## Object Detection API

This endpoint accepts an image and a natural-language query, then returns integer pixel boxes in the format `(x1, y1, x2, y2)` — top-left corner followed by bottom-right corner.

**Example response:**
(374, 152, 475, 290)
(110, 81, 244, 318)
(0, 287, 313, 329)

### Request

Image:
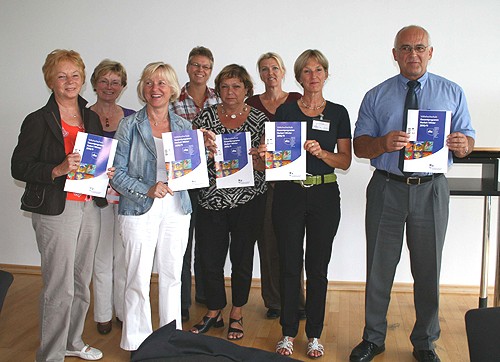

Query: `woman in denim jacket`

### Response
(110, 62, 214, 354)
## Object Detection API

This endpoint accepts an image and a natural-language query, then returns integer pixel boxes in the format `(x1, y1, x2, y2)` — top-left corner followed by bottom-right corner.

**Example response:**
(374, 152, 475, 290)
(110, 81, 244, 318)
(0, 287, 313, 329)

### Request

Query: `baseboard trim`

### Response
(1, 263, 492, 295)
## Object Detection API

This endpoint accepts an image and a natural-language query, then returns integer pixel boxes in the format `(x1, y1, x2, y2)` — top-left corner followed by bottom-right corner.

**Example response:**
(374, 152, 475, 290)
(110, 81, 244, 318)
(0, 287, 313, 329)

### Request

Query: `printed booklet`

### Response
(163, 129, 209, 191)
(214, 132, 254, 189)
(404, 110, 452, 173)
(64, 132, 117, 197)
(264, 121, 306, 181)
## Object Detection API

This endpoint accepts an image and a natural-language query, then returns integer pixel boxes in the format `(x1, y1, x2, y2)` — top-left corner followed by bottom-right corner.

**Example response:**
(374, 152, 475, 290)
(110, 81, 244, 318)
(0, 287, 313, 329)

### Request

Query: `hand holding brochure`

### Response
(214, 132, 254, 189)
(163, 129, 209, 191)
(264, 121, 306, 181)
(404, 110, 451, 173)
(64, 132, 117, 197)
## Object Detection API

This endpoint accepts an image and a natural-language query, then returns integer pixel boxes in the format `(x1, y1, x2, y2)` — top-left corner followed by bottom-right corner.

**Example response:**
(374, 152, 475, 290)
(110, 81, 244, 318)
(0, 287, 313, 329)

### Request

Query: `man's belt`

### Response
(376, 169, 443, 185)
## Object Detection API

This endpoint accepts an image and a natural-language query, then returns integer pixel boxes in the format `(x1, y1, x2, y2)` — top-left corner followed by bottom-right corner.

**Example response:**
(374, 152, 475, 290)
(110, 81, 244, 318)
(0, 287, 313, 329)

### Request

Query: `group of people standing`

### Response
(11, 24, 474, 362)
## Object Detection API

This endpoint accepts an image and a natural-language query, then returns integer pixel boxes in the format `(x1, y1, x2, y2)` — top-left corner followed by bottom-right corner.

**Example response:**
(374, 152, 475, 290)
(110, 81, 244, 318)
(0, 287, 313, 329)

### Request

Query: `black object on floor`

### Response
(465, 307, 500, 362)
(130, 320, 300, 362)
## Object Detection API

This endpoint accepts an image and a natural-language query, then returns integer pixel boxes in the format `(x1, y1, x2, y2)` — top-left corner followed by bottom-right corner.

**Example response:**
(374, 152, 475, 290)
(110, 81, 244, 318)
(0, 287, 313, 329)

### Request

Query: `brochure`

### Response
(64, 132, 117, 198)
(404, 110, 452, 173)
(214, 132, 254, 189)
(163, 129, 209, 191)
(264, 121, 307, 181)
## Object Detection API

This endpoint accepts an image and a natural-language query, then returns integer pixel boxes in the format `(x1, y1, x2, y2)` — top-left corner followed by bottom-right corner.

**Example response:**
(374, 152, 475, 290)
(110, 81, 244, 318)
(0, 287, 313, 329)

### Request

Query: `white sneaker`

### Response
(65, 344, 103, 360)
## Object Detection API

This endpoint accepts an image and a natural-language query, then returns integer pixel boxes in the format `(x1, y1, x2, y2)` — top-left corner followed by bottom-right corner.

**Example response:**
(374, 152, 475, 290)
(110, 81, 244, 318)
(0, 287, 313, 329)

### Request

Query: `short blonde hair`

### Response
(294, 49, 329, 84)
(42, 49, 85, 88)
(214, 64, 254, 98)
(90, 59, 128, 90)
(257, 52, 286, 76)
(137, 62, 181, 103)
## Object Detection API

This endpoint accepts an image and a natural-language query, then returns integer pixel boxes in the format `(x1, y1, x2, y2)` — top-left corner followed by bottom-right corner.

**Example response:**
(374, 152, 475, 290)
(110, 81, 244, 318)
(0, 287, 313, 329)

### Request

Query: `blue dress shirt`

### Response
(354, 72, 475, 175)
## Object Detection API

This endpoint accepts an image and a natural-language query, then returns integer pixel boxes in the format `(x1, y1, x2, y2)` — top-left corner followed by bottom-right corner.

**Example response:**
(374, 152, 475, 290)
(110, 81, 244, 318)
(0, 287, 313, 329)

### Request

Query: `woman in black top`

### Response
(261, 49, 352, 359)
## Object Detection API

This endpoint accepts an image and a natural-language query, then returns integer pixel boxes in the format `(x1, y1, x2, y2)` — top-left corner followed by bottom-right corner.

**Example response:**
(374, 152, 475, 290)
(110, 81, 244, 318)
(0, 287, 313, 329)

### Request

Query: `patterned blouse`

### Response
(193, 104, 268, 210)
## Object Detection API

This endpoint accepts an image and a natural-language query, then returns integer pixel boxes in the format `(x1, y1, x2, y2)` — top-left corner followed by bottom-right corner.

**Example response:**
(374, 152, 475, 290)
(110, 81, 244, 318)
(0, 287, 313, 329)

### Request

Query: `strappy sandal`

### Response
(227, 317, 244, 340)
(276, 336, 294, 356)
(307, 338, 324, 359)
(191, 311, 224, 334)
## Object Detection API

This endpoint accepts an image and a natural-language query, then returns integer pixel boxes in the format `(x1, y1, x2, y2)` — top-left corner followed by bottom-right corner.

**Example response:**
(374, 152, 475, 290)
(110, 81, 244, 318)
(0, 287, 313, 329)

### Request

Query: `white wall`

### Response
(1, 0, 499, 286)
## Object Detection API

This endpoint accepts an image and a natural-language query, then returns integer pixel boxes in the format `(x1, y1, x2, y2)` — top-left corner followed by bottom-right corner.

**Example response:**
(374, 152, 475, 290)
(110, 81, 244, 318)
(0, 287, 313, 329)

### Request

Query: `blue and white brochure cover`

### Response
(214, 132, 254, 189)
(265, 121, 306, 181)
(64, 132, 117, 197)
(404, 110, 451, 173)
(163, 129, 209, 191)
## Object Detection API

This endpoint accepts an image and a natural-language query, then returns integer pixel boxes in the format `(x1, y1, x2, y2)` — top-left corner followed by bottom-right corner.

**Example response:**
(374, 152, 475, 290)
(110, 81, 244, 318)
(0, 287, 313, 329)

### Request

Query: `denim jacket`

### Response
(110, 106, 192, 216)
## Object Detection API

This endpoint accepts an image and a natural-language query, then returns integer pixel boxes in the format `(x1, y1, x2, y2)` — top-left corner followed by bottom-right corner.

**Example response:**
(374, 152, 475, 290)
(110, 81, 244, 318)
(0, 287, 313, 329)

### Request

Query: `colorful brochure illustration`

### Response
(214, 132, 254, 189)
(264, 121, 306, 181)
(404, 110, 452, 173)
(64, 132, 117, 197)
(163, 129, 209, 191)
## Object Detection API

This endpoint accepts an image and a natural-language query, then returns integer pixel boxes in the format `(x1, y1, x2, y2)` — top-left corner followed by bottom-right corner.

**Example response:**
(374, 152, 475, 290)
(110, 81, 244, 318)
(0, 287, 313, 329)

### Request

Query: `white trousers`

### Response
(93, 203, 126, 322)
(119, 193, 190, 351)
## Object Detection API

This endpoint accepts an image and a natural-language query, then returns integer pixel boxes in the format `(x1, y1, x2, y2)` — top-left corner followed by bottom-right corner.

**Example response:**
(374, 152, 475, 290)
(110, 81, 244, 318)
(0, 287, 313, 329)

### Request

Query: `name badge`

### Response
(312, 118, 330, 131)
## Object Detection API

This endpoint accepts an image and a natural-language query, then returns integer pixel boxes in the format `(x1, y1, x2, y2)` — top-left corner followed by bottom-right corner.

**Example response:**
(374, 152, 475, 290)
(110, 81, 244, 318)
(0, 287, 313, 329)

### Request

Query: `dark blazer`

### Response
(11, 93, 107, 215)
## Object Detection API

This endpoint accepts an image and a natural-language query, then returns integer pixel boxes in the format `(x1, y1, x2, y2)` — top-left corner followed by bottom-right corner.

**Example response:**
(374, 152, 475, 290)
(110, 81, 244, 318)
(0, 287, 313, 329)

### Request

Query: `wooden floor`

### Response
(0, 273, 489, 362)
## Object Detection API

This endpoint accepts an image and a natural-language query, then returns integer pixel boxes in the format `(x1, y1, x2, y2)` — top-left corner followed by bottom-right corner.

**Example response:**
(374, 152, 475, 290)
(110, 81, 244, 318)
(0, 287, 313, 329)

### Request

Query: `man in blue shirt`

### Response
(349, 25, 475, 362)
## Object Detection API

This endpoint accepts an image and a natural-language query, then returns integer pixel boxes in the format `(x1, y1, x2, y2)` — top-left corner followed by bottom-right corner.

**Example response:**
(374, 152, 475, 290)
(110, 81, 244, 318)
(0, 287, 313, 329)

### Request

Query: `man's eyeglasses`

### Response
(189, 62, 212, 70)
(396, 45, 429, 54)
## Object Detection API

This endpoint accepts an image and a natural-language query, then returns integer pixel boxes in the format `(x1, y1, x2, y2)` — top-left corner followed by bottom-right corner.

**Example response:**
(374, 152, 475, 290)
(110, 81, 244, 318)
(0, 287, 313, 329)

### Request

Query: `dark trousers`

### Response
(273, 181, 341, 338)
(197, 193, 266, 310)
(362, 171, 449, 350)
(257, 186, 306, 310)
(180, 189, 205, 309)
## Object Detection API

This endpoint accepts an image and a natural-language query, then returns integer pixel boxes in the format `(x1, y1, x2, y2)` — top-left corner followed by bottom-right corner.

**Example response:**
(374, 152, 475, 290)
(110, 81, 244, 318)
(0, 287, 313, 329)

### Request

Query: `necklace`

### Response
(97, 105, 118, 127)
(60, 107, 78, 119)
(221, 104, 248, 119)
(300, 97, 325, 110)
(149, 113, 169, 126)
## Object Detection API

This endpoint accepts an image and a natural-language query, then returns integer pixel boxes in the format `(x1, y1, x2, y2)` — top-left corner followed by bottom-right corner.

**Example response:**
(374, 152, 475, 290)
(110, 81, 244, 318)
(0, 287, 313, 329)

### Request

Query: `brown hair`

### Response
(214, 64, 254, 98)
(188, 46, 214, 68)
(90, 59, 128, 90)
(294, 49, 329, 84)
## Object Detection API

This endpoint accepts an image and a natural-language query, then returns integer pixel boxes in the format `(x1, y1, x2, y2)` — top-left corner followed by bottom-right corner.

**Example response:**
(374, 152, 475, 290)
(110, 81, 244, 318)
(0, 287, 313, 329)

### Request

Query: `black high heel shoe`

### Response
(191, 310, 224, 334)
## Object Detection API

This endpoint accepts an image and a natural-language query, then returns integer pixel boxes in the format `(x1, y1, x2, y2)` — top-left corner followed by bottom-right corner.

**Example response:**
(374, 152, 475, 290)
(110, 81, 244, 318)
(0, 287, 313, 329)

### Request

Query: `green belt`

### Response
(292, 172, 337, 188)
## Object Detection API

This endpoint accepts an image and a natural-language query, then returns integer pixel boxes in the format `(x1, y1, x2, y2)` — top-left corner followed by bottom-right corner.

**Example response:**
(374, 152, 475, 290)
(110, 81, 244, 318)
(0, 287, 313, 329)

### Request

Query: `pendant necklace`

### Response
(150, 113, 169, 126)
(60, 108, 78, 119)
(221, 103, 248, 119)
(300, 97, 325, 110)
(101, 106, 118, 127)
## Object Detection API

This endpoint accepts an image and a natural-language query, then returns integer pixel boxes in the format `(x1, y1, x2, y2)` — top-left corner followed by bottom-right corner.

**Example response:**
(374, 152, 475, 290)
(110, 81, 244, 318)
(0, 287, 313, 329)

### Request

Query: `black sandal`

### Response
(227, 317, 244, 340)
(191, 311, 224, 334)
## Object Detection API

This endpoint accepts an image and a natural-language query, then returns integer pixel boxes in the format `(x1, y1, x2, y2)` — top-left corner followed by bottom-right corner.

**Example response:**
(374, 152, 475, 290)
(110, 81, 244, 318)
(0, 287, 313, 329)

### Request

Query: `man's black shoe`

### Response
(349, 340, 385, 361)
(266, 308, 280, 319)
(413, 349, 441, 362)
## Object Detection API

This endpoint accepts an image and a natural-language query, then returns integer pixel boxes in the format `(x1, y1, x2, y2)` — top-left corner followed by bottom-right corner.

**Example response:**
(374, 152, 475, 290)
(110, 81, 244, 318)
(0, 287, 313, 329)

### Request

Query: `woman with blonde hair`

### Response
(110, 62, 215, 354)
(246, 52, 305, 321)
